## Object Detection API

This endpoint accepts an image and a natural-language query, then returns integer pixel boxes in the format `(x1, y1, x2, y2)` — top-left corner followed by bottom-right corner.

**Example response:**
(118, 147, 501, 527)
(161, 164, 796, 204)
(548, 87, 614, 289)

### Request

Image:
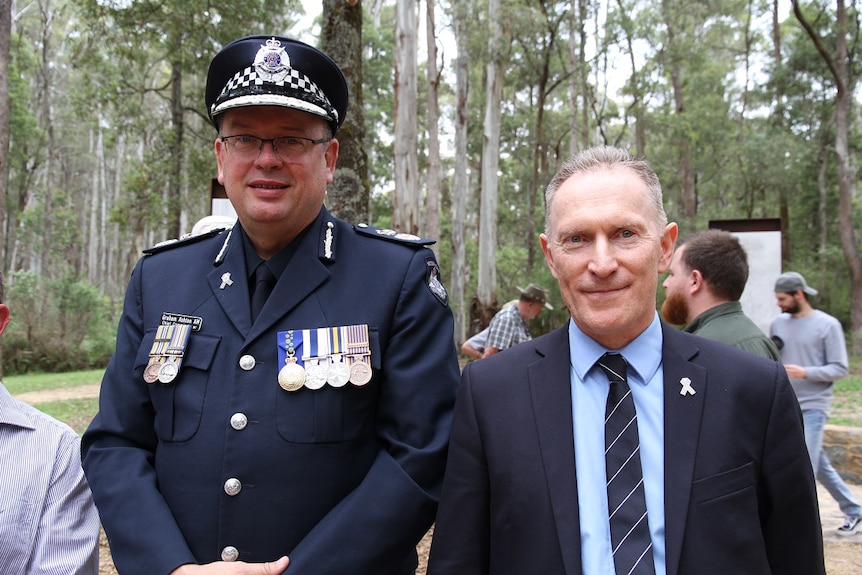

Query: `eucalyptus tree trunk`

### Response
(524, 8, 557, 274)
(792, 0, 862, 354)
(450, 0, 470, 343)
(615, 0, 645, 156)
(322, 0, 369, 224)
(167, 44, 184, 239)
(659, 0, 696, 228)
(771, 0, 792, 266)
(37, 0, 57, 278)
(568, 0, 590, 153)
(424, 0, 441, 256)
(393, 0, 420, 234)
(477, 0, 504, 322)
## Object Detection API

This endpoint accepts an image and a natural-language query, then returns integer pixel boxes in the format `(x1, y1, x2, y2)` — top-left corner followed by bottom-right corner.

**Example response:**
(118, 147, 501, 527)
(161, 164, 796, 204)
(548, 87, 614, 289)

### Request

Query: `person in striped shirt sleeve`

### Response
(0, 271, 100, 574)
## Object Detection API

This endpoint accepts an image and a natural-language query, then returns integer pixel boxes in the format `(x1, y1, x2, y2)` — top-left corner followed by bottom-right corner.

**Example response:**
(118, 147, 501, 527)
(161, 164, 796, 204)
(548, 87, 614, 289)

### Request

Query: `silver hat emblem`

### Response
(254, 37, 291, 82)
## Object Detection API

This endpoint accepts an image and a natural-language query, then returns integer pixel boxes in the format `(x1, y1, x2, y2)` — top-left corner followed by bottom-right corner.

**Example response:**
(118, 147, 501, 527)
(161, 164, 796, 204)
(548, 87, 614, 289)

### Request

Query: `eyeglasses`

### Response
(220, 134, 331, 159)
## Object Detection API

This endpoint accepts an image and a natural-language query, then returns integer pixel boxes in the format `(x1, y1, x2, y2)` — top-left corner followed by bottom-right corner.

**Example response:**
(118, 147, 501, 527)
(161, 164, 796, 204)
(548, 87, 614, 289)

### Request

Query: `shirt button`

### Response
(239, 355, 256, 370)
(230, 413, 248, 431)
(224, 478, 242, 496)
(221, 546, 239, 562)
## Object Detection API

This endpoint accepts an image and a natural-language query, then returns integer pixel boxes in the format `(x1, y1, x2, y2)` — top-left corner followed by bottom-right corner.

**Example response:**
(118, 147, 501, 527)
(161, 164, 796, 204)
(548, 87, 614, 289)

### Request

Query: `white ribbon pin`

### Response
(220, 272, 234, 290)
(680, 377, 695, 396)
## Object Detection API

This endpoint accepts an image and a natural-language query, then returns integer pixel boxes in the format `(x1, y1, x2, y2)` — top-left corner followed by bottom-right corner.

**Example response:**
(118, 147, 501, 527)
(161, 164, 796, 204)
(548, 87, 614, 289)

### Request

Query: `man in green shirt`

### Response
(661, 229, 780, 360)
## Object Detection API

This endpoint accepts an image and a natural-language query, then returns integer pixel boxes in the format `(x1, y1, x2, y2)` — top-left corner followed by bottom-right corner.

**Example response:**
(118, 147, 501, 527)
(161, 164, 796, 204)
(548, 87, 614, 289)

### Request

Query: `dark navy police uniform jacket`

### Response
(82, 207, 460, 575)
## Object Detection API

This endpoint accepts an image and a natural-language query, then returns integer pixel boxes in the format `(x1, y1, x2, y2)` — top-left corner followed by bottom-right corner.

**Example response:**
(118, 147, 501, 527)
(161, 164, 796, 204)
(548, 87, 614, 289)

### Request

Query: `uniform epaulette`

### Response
(142, 227, 227, 255)
(353, 223, 436, 246)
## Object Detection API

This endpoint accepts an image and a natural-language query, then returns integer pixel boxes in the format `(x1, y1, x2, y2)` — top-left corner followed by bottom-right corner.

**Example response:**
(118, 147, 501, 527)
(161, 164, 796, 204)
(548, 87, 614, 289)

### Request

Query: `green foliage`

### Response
(2, 271, 118, 375)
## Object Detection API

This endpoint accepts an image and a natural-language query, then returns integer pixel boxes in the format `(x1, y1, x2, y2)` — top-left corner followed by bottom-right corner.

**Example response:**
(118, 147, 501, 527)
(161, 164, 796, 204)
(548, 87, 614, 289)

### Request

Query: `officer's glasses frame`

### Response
(220, 135, 331, 160)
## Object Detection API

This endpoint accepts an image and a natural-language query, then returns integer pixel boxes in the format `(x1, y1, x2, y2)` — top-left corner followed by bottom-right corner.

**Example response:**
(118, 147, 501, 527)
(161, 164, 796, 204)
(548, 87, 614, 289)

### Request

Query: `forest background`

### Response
(1, 0, 862, 377)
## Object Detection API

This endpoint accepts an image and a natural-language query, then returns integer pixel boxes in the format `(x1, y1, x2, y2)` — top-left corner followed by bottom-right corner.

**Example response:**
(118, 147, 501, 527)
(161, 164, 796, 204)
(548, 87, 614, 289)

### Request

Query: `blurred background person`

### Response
(483, 284, 553, 358)
(661, 229, 780, 360)
(771, 271, 861, 536)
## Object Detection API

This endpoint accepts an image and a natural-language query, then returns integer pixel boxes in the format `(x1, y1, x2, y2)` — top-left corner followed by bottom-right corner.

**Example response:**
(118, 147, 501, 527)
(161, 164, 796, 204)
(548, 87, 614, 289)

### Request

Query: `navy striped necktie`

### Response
(598, 352, 656, 575)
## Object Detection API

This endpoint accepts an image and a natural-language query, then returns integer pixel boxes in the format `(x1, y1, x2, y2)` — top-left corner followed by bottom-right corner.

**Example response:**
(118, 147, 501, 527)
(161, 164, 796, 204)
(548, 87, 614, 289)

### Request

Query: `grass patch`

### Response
(3, 369, 104, 395)
(37, 397, 100, 435)
(828, 373, 862, 427)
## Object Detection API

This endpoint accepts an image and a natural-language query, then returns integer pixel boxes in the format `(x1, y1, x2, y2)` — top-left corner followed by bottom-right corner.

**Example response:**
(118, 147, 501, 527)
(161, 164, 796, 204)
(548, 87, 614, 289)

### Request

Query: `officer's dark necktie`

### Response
(250, 262, 276, 321)
(598, 352, 656, 575)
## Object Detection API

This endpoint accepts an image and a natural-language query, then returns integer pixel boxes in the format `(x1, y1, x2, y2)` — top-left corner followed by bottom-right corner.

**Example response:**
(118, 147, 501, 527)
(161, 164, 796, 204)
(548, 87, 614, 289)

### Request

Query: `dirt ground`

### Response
(19, 385, 862, 574)
(94, 527, 862, 574)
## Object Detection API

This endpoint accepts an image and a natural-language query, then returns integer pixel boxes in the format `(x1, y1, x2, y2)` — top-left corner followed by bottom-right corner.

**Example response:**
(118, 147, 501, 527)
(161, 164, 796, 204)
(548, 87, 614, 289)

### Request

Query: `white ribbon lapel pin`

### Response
(680, 377, 696, 396)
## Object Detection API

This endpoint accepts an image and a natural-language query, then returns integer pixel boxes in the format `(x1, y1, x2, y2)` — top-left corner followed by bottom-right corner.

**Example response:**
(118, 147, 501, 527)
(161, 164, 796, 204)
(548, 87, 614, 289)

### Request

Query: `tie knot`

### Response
(597, 352, 627, 383)
(253, 262, 276, 285)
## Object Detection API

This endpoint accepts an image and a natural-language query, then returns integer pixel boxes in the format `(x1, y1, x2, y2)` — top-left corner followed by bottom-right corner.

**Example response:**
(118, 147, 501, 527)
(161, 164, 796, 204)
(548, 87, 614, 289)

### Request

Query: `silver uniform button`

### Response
(221, 546, 239, 562)
(239, 354, 256, 370)
(224, 477, 242, 496)
(230, 413, 248, 430)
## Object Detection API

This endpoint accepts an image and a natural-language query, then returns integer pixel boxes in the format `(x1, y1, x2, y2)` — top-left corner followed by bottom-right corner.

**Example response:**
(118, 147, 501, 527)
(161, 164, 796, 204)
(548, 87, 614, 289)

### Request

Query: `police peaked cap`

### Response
(206, 35, 348, 134)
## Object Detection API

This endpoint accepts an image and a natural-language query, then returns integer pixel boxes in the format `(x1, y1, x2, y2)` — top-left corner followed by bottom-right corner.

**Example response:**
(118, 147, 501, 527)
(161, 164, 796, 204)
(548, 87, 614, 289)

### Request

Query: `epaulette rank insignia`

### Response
(354, 223, 436, 246)
(143, 227, 227, 255)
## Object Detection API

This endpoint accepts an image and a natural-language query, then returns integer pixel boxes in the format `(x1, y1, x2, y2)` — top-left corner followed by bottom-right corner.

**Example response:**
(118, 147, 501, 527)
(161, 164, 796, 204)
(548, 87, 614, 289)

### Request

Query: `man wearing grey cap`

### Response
(82, 35, 459, 574)
(482, 283, 553, 357)
(771, 271, 862, 537)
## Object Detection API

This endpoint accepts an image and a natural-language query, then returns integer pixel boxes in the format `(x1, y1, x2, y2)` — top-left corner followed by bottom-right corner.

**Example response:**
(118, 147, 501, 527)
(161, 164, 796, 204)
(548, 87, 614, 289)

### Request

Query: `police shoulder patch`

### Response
(353, 223, 436, 246)
(143, 227, 226, 255)
(425, 258, 449, 306)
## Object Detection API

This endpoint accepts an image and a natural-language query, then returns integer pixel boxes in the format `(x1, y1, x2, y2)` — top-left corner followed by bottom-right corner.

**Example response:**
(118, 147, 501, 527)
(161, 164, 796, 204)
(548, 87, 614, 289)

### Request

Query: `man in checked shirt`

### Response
(482, 283, 553, 358)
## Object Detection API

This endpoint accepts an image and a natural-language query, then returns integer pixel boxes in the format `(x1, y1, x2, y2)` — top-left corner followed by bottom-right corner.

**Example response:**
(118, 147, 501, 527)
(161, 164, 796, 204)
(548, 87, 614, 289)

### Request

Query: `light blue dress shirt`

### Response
(568, 313, 666, 575)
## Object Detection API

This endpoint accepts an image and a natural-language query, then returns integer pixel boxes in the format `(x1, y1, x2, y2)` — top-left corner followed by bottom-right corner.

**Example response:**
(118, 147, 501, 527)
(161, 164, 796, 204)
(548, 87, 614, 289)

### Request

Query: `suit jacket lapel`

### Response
(208, 229, 252, 335)
(660, 324, 706, 575)
(529, 326, 583, 575)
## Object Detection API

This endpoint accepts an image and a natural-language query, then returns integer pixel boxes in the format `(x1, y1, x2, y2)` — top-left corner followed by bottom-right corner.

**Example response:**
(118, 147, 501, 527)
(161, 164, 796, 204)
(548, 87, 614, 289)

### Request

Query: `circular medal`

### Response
(158, 361, 179, 384)
(349, 362, 372, 386)
(143, 361, 161, 384)
(278, 360, 307, 392)
(304, 360, 328, 390)
(327, 357, 350, 387)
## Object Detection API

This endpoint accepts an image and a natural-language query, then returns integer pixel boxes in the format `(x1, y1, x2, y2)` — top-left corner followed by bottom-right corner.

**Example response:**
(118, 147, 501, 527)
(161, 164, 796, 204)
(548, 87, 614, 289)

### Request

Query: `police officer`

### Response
(82, 35, 459, 575)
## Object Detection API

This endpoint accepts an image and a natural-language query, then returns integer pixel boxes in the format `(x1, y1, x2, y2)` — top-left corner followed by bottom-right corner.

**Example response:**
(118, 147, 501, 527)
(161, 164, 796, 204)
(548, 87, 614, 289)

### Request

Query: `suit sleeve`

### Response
(284, 248, 460, 574)
(759, 363, 826, 574)
(426, 362, 491, 575)
(81, 257, 199, 574)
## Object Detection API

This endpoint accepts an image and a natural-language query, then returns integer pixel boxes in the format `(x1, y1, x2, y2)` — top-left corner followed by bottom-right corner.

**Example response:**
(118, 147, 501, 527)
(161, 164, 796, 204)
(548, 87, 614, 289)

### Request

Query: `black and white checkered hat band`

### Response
(211, 65, 337, 121)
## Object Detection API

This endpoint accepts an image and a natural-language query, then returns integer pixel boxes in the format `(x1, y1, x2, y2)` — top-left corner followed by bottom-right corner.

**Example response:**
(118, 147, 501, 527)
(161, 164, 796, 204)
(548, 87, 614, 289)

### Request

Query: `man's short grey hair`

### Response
(544, 146, 667, 234)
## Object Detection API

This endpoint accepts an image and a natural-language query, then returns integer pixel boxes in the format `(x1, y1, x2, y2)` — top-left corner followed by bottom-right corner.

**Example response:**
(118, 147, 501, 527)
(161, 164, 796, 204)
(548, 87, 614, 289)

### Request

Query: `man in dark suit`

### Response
(427, 146, 823, 575)
(82, 35, 459, 575)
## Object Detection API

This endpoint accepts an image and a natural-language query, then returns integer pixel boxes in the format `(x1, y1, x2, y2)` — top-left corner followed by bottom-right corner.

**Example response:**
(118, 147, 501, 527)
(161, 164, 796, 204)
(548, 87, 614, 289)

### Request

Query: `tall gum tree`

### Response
(792, 0, 862, 353)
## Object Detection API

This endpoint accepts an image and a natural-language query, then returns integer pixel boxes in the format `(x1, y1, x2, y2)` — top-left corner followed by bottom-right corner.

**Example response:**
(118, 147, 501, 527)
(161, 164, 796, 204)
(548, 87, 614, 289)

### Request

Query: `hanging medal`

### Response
(327, 326, 351, 387)
(346, 324, 373, 386)
(157, 324, 192, 384)
(143, 324, 172, 383)
(302, 328, 329, 390)
(277, 329, 306, 391)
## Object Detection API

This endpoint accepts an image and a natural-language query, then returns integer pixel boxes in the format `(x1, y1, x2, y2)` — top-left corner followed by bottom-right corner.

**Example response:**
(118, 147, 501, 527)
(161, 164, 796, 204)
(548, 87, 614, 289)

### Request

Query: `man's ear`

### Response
(689, 269, 705, 295)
